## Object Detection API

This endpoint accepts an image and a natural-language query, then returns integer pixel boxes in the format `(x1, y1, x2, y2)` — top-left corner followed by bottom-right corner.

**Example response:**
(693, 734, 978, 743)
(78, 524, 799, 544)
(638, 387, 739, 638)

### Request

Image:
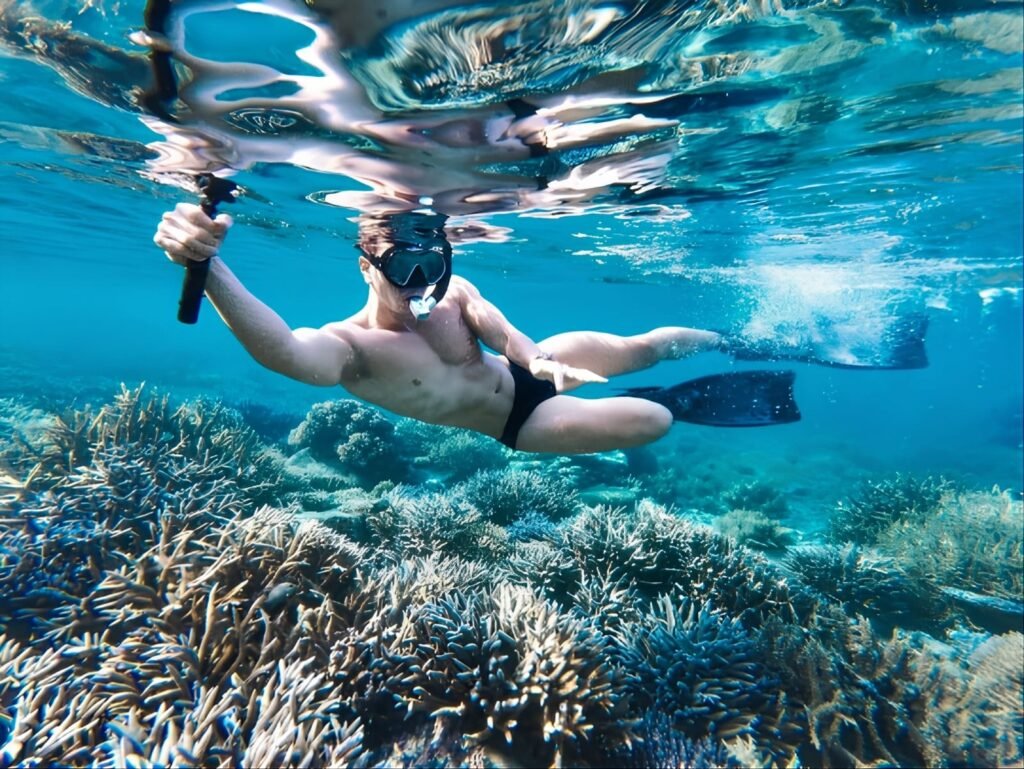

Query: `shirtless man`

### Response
(154, 206, 802, 454)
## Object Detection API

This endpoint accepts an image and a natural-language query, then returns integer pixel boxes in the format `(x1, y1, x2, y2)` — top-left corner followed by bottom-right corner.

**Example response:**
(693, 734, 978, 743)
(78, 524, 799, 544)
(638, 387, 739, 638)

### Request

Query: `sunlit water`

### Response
(0, 0, 1021, 495)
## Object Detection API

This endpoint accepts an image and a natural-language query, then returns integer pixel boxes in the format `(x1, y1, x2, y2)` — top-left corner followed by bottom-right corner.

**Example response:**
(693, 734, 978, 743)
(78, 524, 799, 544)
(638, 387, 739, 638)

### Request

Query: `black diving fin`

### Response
(723, 313, 929, 370)
(620, 370, 801, 427)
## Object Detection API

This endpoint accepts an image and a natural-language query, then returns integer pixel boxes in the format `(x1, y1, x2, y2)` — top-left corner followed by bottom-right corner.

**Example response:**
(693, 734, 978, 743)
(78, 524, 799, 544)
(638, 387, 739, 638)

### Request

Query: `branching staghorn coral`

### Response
(366, 488, 511, 563)
(368, 553, 495, 611)
(328, 584, 636, 766)
(619, 597, 795, 760)
(455, 468, 580, 525)
(26, 385, 280, 502)
(561, 503, 805, 627)
(1, 444, 249, 639)
(782, 544, 949, 632)
(504, 539, 582, 603)
(569, 568, 643, 638)
(393, 419, 511, 482)
(0, 504, 370, 768)
(874, 487, 1024, 602)
(491, 584, 635, 763)
(828, 473, 952, 545)
(914, 631, 1024, 768)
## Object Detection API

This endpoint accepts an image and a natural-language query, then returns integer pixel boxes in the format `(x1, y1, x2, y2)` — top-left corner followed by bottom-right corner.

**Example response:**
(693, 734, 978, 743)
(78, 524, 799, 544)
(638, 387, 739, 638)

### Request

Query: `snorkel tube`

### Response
(408, 294, 437, 321)
(140, 0, 237, 324)
(407, 251, 451, 320)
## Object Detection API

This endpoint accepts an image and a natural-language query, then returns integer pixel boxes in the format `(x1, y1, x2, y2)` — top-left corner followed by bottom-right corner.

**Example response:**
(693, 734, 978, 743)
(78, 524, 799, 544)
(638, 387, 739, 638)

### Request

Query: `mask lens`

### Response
(382, 247, 446, 287)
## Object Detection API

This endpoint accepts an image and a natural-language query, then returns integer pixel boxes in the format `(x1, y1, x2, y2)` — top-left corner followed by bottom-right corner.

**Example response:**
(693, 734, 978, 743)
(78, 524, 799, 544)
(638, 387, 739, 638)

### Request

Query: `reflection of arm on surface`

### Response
(454, 276, 544, 368)
(205, 259, 354, 387)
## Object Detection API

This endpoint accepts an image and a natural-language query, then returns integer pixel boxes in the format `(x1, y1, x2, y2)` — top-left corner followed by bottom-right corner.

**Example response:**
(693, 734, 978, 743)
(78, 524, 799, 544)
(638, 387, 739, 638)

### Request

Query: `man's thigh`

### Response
(514, 395, 672, 454)
(537, 331, 659, 389)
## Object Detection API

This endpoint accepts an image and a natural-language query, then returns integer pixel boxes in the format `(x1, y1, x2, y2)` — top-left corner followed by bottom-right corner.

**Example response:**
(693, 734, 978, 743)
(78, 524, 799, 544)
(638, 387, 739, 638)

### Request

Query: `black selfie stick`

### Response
(142, 0, 238, 324)
(178, 174, 238, 323)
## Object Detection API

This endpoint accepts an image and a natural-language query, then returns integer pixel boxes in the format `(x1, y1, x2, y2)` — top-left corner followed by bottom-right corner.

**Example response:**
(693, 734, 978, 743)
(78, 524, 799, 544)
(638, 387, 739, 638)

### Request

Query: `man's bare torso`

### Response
(330, 290, 516, 438)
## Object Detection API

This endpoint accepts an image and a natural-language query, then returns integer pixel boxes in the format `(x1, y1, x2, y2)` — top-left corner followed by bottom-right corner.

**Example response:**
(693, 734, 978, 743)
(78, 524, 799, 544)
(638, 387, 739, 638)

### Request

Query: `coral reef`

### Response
(829, 473, 952, 545)
(455, 468, 580, 525)
(363, 487, 511, 563)
(875, 487, 1023, 602)
(559, 503, 807, 627)
(288, 400, 400, 486)
(620, 598, 795, 759)
(714, 508, 797, 552)
(394, 419, 511, 481)
(722, 480, 789, 518)
(782, 544, 949, 632)
(0, 386, 1020, 769)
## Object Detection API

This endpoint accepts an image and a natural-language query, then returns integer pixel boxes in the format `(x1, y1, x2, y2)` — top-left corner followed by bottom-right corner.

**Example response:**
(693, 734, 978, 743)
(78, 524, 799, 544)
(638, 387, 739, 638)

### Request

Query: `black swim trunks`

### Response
(499, 362, 557, 449)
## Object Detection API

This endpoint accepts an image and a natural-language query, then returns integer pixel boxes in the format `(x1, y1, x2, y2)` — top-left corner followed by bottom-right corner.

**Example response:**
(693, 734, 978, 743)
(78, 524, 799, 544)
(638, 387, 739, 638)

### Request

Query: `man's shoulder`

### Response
(320, 318, 364, 343)
(447, 274, 479, 298)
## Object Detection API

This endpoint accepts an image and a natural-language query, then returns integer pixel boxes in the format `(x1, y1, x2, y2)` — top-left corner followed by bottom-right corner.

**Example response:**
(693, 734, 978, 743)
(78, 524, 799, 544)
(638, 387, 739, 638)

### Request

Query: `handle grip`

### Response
(177, 175, 237, 324)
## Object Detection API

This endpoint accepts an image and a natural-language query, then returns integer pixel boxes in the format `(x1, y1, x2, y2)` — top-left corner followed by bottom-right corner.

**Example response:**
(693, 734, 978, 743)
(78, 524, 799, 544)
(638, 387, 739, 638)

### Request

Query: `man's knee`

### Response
(631, 403, 672, 445)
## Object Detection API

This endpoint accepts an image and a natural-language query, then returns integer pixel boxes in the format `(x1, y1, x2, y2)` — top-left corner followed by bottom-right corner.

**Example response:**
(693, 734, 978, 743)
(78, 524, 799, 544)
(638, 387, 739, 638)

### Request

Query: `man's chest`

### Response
(353, 309, 479, 379)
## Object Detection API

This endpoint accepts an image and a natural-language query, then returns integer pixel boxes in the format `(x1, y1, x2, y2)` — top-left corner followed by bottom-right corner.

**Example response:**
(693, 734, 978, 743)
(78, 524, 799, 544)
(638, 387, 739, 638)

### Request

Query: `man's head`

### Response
(358, 212, 452, 320)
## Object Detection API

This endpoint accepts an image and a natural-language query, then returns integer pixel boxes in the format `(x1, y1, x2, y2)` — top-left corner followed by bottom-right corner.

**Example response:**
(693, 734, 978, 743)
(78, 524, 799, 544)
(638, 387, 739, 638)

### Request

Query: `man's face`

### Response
(359, 255, 425, 317)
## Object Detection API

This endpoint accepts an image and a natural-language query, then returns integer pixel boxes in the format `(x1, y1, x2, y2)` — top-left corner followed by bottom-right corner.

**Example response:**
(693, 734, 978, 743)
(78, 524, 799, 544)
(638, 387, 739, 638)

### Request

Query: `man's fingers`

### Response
(154, 229, 213, 262)
(178, 203, 230, 238)
(567, 365, 608, 384)
(161, 211, 223, 249)
(159, 222, 218, 257)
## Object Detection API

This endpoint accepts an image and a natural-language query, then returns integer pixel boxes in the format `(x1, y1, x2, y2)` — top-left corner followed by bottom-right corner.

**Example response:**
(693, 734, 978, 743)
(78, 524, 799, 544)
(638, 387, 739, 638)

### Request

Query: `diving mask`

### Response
(377, 243, 448, 288)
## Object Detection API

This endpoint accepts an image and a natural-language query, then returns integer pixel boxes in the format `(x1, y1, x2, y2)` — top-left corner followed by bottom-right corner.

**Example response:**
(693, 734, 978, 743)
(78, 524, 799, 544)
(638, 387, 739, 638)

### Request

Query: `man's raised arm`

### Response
(454, 276, 606, 390)
(455, 276, 545, 367)
(155, 203, 353, 387)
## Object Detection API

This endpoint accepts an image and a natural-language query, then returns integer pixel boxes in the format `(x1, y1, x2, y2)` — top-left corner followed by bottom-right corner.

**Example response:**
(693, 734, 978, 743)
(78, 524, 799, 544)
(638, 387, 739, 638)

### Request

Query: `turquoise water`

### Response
(0, 0, 1022, 766)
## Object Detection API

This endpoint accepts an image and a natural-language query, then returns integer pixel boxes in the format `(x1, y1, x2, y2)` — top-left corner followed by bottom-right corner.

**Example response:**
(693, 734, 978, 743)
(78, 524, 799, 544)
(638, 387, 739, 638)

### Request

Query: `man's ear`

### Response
(358, 255, 372, 284)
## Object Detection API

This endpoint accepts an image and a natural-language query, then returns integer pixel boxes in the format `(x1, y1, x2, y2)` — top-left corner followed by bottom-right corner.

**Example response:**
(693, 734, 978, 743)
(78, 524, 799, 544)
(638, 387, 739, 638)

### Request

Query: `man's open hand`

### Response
(529, 356, 608, 392)
(154, 203, 232, 266)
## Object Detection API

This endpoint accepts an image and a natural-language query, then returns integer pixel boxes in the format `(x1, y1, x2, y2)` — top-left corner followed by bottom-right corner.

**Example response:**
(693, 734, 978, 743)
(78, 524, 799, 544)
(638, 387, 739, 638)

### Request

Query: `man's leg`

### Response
(514, 395, 673, 454)
(538, 327, 722, 391)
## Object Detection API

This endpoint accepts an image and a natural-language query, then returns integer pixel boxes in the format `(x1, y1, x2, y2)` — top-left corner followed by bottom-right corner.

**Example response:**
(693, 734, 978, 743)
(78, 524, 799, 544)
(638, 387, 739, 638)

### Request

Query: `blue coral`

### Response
(620, 598, 791, 755)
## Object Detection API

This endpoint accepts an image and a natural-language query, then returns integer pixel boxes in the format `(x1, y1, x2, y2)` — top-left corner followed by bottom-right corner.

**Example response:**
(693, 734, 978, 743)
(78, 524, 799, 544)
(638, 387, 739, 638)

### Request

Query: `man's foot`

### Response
(646, 327, 724, 361)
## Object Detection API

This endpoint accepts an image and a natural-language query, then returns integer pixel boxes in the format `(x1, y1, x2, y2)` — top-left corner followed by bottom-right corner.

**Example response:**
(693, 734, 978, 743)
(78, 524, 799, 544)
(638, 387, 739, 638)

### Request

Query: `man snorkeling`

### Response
(154, 207, 926, 454)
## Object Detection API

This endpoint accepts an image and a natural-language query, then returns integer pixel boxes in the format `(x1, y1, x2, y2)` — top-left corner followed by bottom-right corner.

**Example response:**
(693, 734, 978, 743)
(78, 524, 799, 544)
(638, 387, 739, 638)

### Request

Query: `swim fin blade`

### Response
(620, 370, 801, 427)
(726, 313, 929, 370)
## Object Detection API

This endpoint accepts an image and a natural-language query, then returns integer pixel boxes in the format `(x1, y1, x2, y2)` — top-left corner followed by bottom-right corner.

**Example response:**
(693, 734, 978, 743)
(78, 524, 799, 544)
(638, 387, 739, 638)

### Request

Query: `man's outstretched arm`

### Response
(453, 276, 606, 390)
(155, 203, 353, 387)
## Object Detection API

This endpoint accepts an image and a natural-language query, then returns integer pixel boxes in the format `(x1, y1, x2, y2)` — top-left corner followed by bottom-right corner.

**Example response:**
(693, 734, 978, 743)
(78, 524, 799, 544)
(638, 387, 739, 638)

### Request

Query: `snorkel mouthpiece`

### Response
(408, 295, 437, 320)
